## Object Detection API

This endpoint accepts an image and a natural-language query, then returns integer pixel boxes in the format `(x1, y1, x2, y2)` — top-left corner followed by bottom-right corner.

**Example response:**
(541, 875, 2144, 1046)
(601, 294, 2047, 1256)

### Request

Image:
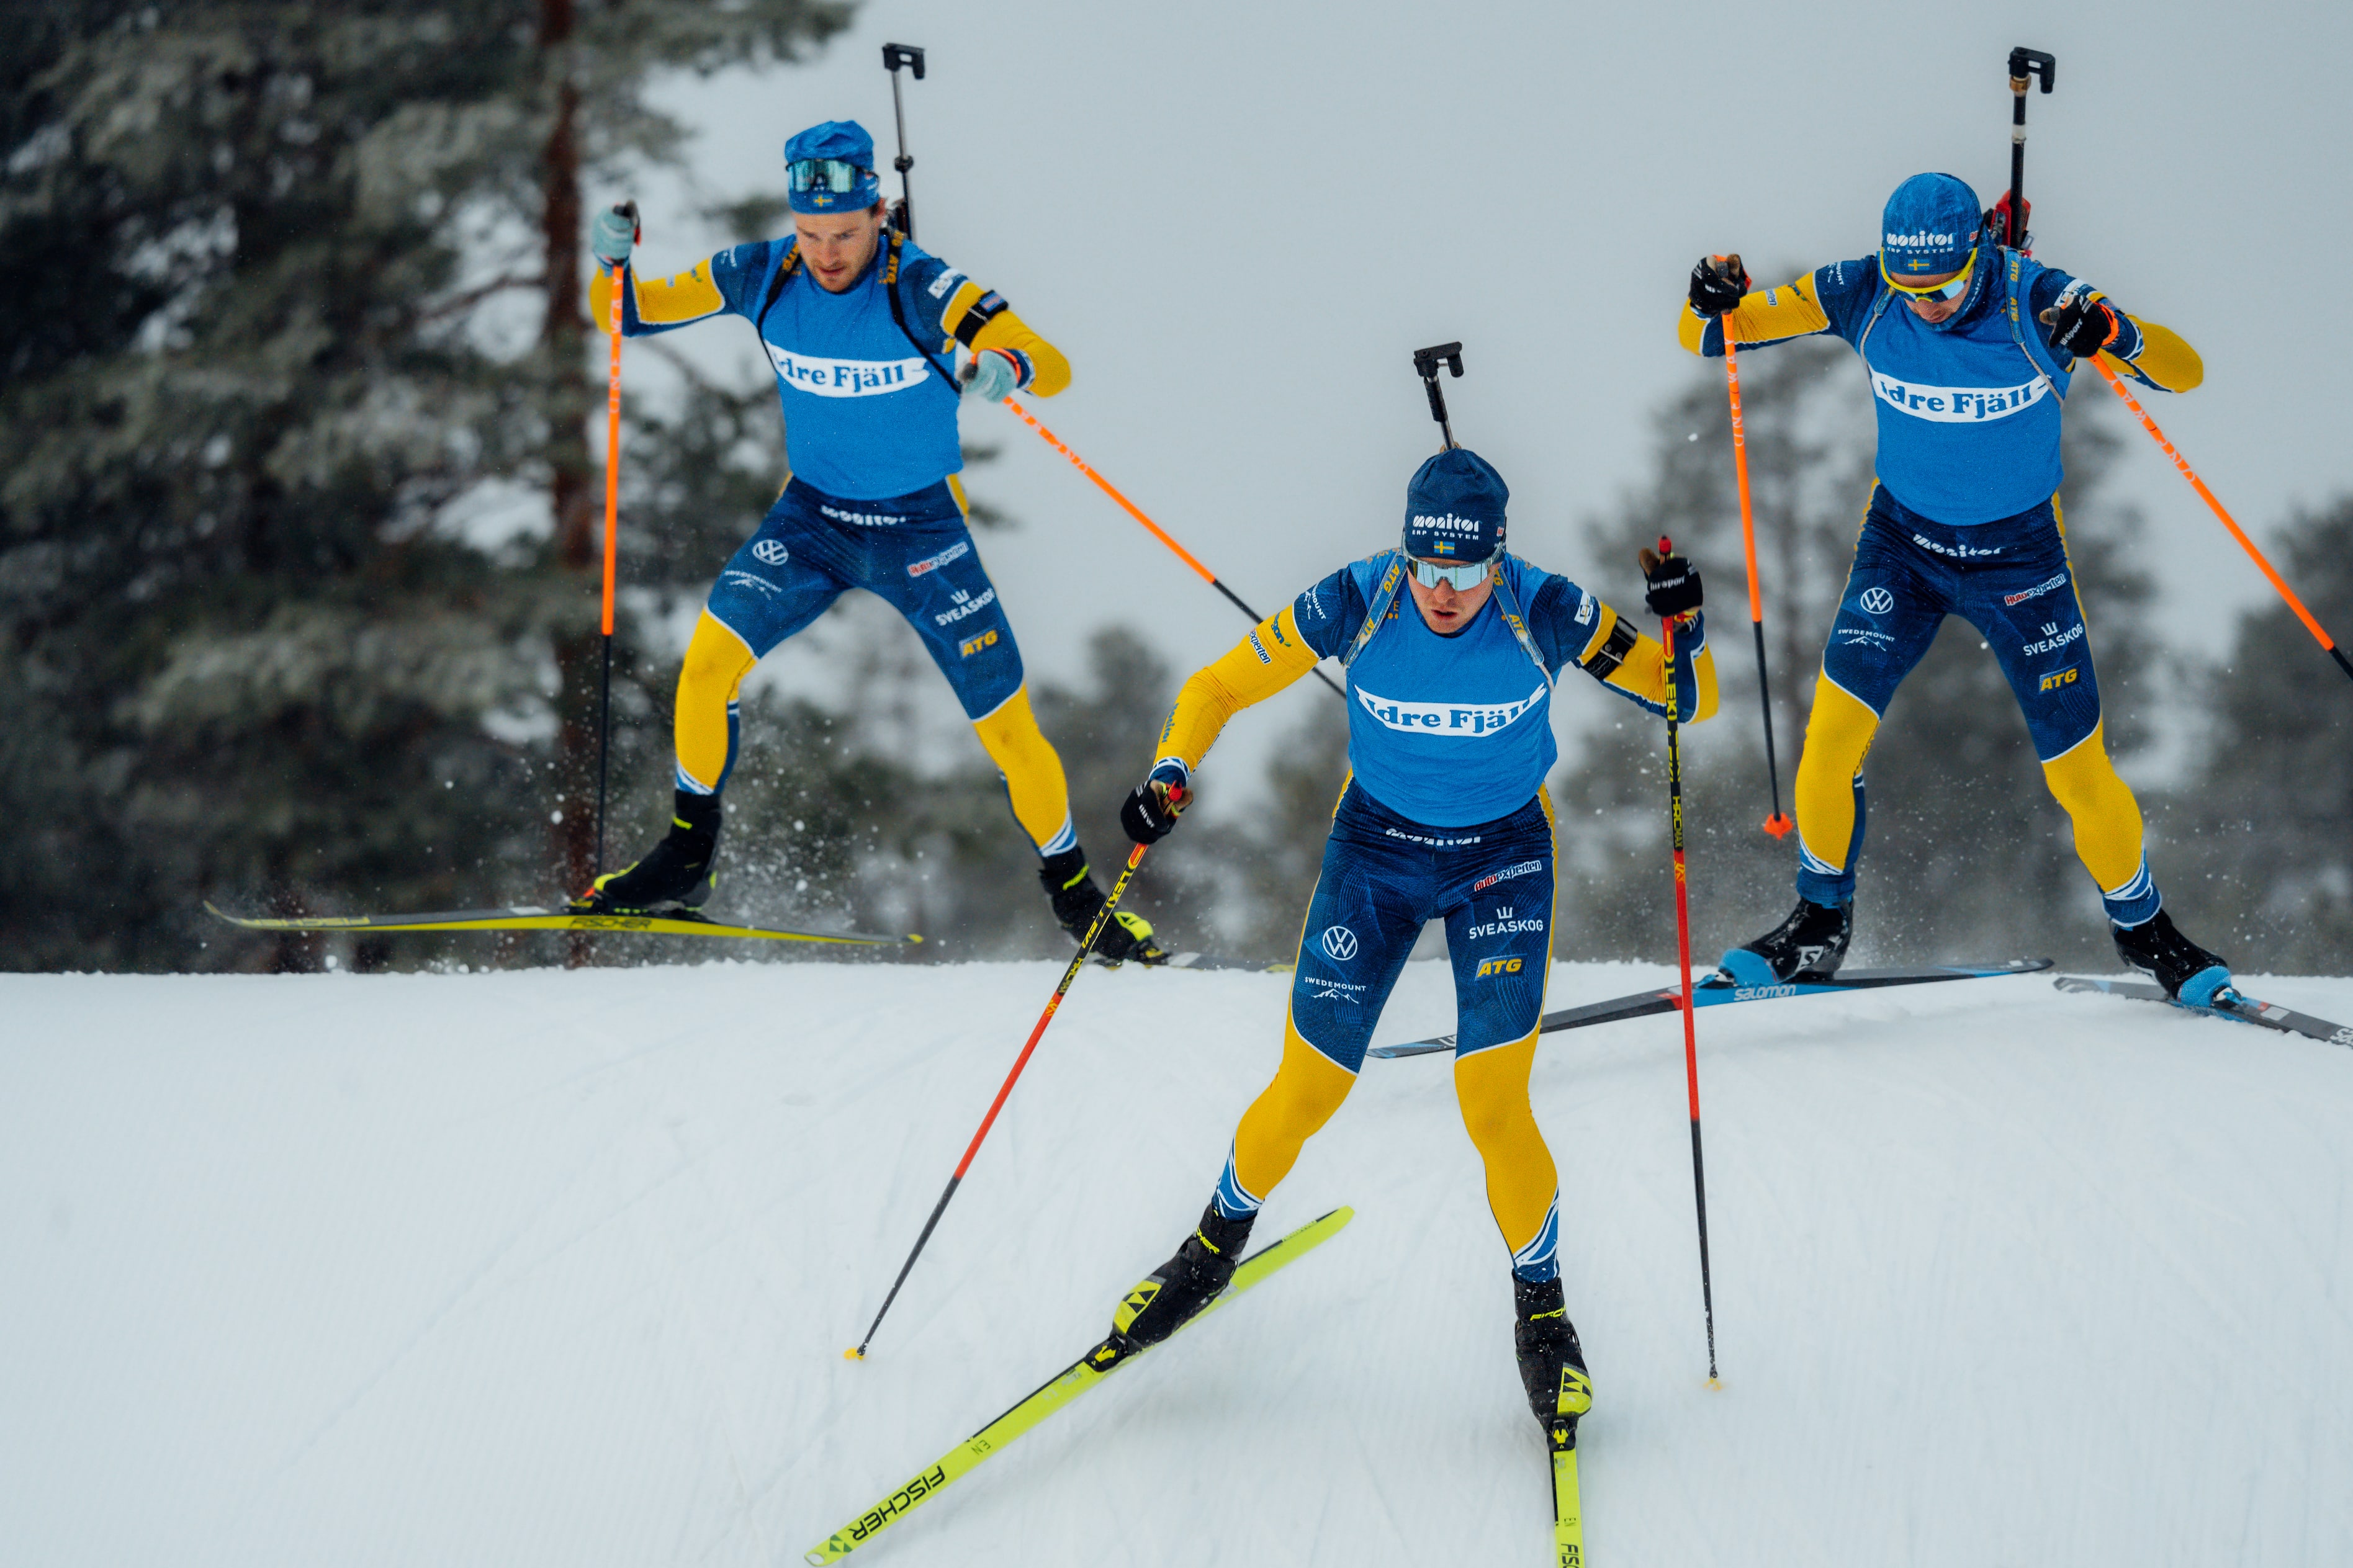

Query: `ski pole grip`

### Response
(883, 42, 927, 78)
(2008, 47, 2053, 92)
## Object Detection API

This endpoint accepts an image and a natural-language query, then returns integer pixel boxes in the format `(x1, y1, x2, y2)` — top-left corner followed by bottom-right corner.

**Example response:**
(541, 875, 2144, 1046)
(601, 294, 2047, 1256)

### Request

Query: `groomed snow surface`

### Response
(6, 957, 2352, 1567)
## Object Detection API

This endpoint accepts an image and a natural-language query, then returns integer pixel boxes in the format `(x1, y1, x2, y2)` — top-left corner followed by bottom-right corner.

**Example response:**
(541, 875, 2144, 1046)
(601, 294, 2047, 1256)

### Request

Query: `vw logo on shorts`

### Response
(751, 539, 790, 567)
(1319, 925, 1359, 962)
(1858, 586, 1895, 616)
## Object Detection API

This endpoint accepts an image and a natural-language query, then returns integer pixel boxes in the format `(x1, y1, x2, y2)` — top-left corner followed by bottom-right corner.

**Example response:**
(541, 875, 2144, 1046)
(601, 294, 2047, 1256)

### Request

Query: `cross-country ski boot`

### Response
(572, 791, 720, 914)
(1040, 843, 1169, 966)
(2112, 909, 2233, 1007)
(1717, 895, 1852, 987)
(1513, 1276, 1593, 1430)
(1112, 1203, 1254, 1348)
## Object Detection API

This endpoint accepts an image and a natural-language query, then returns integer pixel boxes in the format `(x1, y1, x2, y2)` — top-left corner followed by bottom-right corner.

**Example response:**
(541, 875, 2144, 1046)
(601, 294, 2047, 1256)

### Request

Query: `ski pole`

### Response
(881, 43, 924, 240)
(595, 217, 631, 874)
(999, 396, 1344, 699)
(2087, 357, 2353, 683)
(2004, 48, 2055, 249)
(1718, 291, 1793, 840)
(847, 815, 1178, 1360)
(1658, 540, 1721, 1386)
(1413, 341, 1465, 449)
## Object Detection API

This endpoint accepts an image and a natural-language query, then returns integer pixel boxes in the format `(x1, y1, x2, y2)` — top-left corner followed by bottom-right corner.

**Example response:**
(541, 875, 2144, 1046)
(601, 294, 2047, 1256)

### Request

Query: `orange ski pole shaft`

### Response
(848, 819, 1172, 1360)
(1721, 315, 1793, 838)
(2088, 356, 2353, 684)
(1660, 549, 1720, 1386)
(1001, 396, 1343, 697)
(595, 259, 625, 871)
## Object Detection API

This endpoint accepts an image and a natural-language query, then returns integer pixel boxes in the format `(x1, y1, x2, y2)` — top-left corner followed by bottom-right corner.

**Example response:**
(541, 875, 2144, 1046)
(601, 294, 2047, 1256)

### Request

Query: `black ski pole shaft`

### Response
(1412, 341, 1464, 449)
(882, 43, 925, 240)
(595, 637, 613, 872)
(2006, 48, 2054, 248)
(1722, 318, 1793, 838)
(847, 826, 1172, 1360)
(1660, 539, 1721, 1385)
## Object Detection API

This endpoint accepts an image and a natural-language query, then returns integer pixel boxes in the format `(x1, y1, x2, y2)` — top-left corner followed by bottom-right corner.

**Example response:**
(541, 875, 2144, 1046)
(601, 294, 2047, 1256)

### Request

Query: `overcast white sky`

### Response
(619, 0, 2352, 792)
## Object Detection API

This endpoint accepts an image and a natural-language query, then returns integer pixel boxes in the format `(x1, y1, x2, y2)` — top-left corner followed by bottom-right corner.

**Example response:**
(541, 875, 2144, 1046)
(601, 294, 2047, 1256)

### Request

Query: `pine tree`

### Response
(0, 0, 847, 970)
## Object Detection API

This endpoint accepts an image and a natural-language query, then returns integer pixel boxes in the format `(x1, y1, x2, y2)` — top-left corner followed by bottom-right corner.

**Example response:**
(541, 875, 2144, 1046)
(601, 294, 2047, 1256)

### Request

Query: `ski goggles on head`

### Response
(1881, 249, 1976, 301)
(1408, 554, 1494, 591)
(788, 157, 871, 195)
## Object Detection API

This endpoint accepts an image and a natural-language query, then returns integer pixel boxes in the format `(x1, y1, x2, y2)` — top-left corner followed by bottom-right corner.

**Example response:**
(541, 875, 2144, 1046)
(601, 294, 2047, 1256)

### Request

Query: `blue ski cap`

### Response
(1880, 172, 1982, 279)
(1403, 447, 1508, 562)
(785, 120, 881, 213)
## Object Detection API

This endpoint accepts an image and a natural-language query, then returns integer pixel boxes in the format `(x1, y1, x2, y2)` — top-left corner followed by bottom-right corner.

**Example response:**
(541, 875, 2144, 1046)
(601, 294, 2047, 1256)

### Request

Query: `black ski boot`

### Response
(573, 791, 721, 913)
(1112, 1203, 1254, 1348)
(1040, 843, 1169, 965)
(2112, 909, 2233, 1007)
(1717, 895, 1852, 987)
(1513, 1276, 1593, 1430)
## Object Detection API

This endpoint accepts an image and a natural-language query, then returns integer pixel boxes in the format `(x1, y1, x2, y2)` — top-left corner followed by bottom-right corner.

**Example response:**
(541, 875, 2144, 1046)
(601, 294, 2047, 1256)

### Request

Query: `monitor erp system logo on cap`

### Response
(1879, 171, 1982, 277)
(1403, 447, 1508, 563)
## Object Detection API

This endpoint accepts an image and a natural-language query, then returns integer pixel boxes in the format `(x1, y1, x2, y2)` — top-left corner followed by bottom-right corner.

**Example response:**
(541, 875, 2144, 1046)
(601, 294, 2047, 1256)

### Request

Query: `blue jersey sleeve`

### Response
(1289, 562, 1377, 661)
(1813, 256, 1887, 348)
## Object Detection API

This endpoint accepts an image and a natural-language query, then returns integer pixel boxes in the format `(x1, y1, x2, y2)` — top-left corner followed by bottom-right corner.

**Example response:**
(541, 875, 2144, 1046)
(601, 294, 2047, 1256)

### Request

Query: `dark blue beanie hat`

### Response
(785, 120, 882, 213)
(1402, 447, 1509, 562)
(1879, 172, 1982, 279)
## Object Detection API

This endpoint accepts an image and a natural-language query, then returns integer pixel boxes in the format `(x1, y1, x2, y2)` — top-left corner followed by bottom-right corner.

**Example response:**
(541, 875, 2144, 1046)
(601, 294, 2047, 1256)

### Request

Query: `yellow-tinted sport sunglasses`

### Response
(1881, 249, 1976, 302)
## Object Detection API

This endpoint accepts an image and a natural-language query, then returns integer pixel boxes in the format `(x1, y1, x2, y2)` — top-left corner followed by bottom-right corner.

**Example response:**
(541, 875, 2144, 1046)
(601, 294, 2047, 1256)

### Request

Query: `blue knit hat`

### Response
(785, 120, 882, 213)
(1880, 172, 1981, 279)
(1402, 447, 1508, 562)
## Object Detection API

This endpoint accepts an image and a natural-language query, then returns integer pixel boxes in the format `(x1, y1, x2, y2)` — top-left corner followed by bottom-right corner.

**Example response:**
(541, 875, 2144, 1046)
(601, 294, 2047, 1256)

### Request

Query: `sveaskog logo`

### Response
(1320, 925, 1359, 962)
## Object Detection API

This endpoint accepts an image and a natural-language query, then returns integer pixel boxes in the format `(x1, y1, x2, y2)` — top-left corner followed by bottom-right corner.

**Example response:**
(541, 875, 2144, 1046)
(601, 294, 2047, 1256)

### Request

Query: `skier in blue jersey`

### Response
(1098, 447, 1717, 1431)
(573, 120, 1164, 961)
(1680, 171, 2232, 1003)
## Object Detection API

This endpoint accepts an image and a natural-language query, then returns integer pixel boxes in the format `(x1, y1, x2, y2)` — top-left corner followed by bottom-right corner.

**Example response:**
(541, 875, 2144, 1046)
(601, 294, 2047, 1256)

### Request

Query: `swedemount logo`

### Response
(765, 345, 928, 398)
(1354, 681, 1546, 737)
(1871, 372, 2049, 424)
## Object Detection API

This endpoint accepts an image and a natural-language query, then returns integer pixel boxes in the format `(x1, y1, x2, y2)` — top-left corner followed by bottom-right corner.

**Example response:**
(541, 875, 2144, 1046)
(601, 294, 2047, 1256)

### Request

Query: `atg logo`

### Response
(1320, 925, 1359, 962)
(1474, 957, 1524, 979)
(751, 539, 790, 566)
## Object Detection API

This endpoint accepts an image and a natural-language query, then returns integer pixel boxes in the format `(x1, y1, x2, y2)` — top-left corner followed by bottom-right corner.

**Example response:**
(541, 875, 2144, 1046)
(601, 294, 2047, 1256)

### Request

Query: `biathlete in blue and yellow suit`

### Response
(1099, 447, 1716, 1433)
(1681, 171, 2233, 1004)
(573, 120, 1163, 961)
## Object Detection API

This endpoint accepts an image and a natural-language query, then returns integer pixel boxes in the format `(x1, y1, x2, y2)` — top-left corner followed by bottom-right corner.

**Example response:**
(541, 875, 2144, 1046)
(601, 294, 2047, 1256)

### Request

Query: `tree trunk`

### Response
(539, 0, 600, 956)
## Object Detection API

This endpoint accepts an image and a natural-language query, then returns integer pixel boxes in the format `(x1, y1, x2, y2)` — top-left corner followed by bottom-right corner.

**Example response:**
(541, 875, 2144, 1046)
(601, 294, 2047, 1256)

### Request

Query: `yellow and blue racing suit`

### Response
(589, 233, 1080, 853)
(1155, 552, 1715, 1283)
(1678, 249, 2202, 923)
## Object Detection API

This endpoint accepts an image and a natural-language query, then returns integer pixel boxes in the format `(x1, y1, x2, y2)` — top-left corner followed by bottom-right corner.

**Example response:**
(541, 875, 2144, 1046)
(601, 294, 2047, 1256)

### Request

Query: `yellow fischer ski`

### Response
(202, 901, 916, 946)
(802, 1206, 1354, 1564)
(1550, 1417, 1585, 1567)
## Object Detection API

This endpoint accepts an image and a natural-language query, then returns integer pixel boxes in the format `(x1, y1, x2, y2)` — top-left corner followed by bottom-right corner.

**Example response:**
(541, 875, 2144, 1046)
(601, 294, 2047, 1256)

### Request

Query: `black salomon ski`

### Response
(2053, 975, 2352, 1048)
(1372, 961, 2052, 1059)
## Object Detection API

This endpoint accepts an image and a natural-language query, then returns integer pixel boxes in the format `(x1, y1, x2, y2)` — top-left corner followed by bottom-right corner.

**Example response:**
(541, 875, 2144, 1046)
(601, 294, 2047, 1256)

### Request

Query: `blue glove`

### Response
(590, 202, 639, 270)
(1120, 761, 1190, 844)
(959, 347, 1022, 401)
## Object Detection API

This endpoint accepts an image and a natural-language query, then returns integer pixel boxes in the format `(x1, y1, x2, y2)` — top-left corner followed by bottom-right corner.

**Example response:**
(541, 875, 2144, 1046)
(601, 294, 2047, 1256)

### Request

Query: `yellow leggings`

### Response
(1228, 1012, 1559, 1260)
(670, 611, 1074, 851)
(1795, 677, 2147, 894)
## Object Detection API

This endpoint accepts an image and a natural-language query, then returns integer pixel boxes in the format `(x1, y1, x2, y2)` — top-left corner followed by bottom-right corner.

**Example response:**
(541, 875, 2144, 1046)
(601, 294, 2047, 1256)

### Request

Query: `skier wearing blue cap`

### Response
(1679, 171, 2232, 1004)
(1098, 446, 1717, 1430)
(575, 121, 1165, 960)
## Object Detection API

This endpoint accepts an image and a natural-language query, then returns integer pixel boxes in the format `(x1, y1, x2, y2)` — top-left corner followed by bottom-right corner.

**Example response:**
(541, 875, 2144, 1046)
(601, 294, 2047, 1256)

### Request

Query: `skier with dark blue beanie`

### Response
(1681, 172, 2230, 1003)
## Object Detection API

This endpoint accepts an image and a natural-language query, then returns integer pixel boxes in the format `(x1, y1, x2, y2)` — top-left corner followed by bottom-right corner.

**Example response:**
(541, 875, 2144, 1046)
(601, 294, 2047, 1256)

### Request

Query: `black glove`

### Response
(1687, 253, 1750, 318)
(1120, 768, 1189, 844)
(2038, 292, 2121, 357)
(1639, 541, 1703, 619)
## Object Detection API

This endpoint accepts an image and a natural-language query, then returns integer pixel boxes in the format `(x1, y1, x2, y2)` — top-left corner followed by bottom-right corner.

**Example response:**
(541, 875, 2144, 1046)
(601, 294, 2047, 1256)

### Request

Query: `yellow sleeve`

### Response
(1155, 606, 1322, 771)
(1677, 274, 1833, 356)
(2102, 314, 2203, 393)
(965, 304, 1071, 396)
(588, 257, 728, 331)
(1577, 603, 1721, 722)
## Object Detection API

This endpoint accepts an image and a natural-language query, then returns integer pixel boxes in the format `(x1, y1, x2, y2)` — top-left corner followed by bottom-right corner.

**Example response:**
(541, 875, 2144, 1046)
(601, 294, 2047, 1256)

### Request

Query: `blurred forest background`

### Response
(4, 4, 2347, 976)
